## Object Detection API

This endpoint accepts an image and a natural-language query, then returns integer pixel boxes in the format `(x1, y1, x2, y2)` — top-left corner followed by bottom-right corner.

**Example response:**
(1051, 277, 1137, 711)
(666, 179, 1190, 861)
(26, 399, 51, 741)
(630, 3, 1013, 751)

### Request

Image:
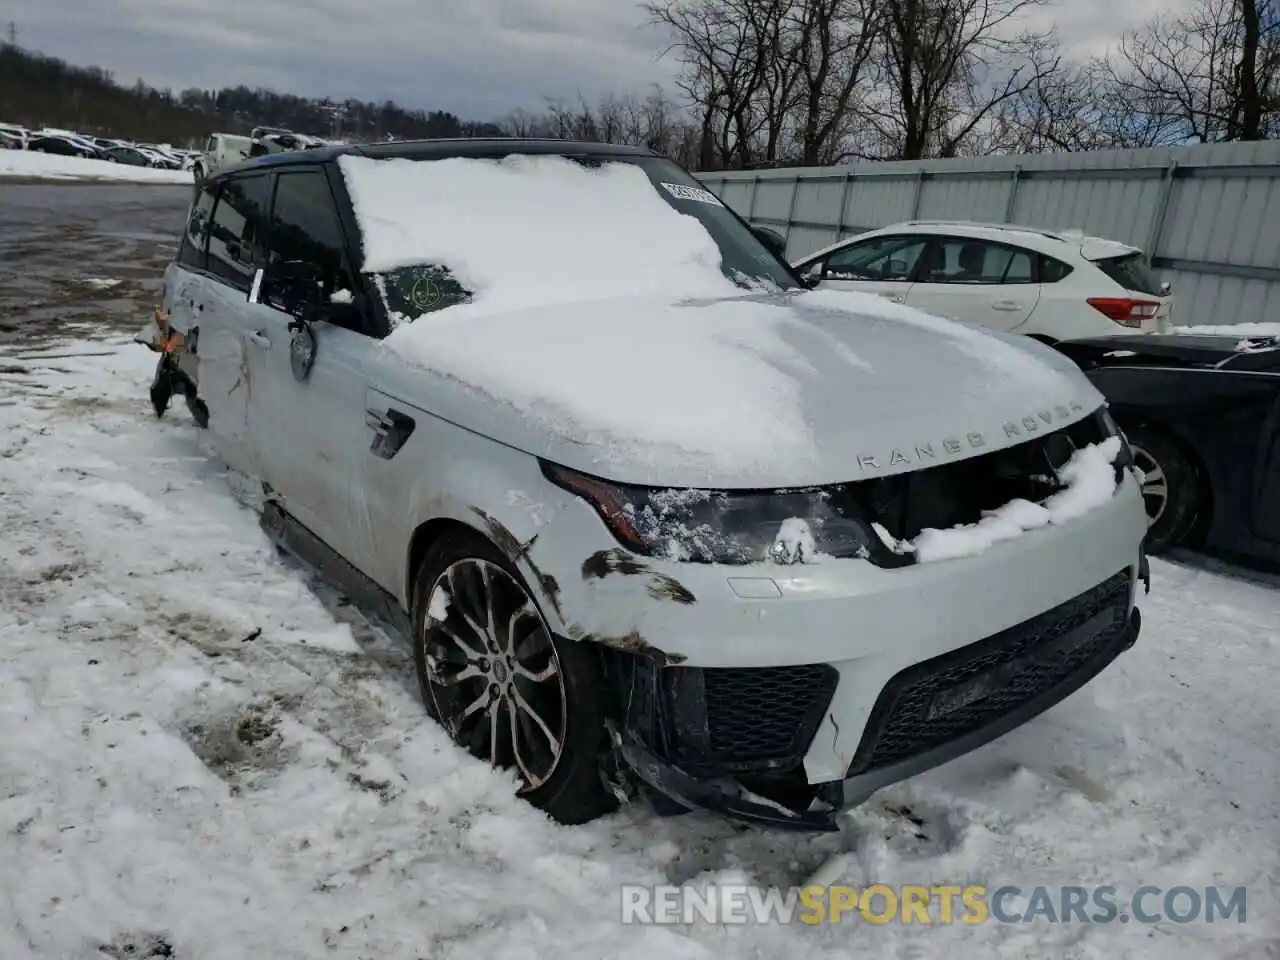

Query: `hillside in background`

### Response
(0, 40, 502, 147)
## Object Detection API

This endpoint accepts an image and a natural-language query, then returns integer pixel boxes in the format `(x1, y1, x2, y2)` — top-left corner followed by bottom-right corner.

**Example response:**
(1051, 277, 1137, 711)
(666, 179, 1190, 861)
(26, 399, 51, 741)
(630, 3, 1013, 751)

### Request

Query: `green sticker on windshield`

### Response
(408, 273, 442, 310)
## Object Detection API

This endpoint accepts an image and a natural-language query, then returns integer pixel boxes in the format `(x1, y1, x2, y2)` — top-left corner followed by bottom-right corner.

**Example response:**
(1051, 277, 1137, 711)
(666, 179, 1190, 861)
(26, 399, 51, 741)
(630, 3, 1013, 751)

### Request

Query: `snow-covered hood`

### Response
(380, 287, 1105, 489)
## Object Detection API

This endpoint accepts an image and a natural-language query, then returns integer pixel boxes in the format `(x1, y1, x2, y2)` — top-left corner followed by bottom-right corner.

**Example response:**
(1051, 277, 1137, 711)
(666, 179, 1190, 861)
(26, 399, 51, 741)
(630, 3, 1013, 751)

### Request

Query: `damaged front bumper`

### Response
(611, 572, 1142, 831)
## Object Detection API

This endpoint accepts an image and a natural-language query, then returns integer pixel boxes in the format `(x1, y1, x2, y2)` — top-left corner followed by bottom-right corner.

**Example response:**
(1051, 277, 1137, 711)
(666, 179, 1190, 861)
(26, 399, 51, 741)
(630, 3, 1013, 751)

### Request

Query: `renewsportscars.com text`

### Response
(620, 884, 1247, 926)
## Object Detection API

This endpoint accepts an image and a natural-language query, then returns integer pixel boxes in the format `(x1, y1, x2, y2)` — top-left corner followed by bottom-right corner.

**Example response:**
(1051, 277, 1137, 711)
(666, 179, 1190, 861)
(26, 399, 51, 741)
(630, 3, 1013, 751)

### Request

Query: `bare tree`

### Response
(1094, 0, 1280, 145)
(494, 88, 704, 168)
(860, 0, 1060, 160)
(787, 0, 882, 163)
(646, 0, 777, 168)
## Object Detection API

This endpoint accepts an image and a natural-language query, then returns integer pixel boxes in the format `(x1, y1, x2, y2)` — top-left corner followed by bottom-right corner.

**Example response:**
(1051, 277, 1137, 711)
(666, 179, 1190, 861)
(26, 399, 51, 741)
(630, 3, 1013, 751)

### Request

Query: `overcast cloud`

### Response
(7, 0, 1183, 122)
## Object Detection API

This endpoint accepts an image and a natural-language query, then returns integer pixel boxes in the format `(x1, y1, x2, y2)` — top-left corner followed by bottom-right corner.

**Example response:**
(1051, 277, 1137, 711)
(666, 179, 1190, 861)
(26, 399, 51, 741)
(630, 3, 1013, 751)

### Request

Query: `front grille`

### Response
(621, 663, 838, 775)
(703, 664, 836, 762)
(848, 571, 1133, 775)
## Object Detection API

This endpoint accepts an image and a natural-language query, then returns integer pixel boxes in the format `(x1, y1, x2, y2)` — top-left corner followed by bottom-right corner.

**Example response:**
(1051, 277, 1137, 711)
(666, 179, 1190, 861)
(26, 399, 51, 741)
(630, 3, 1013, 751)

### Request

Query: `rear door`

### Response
(801, 233, 928, 304)
(197, 172, 275, 477)
(905, 236, 1040, 330)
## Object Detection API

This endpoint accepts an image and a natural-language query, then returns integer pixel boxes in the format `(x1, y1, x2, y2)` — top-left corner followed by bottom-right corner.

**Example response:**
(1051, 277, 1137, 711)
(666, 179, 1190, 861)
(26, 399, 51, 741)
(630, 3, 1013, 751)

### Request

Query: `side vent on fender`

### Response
(366, 407, 416, 460)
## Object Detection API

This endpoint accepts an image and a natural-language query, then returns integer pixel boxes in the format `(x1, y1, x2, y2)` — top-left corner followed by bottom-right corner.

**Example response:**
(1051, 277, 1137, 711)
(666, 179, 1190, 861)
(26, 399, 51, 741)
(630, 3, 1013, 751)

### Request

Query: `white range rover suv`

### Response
(141, 139, 1149, 829)
(794, 221, 1174, 342)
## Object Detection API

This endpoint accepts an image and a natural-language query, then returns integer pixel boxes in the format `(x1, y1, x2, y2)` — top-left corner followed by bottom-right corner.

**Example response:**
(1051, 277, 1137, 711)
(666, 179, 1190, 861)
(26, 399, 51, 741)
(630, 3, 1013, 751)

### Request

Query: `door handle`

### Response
(992, 300, 1022, 311)
(366, 407, 416, 460)
(245, 331, 271, 348)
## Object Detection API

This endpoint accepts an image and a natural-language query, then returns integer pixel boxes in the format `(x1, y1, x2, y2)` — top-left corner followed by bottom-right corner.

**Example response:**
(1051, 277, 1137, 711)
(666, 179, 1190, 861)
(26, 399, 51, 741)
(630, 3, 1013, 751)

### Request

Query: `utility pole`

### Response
(4, 21, 18, 46)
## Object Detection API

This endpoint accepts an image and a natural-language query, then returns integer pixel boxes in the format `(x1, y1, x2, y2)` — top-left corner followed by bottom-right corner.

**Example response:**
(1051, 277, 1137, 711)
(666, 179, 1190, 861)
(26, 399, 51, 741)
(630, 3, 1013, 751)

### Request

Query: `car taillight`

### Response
(1086, 297, 1160, 327)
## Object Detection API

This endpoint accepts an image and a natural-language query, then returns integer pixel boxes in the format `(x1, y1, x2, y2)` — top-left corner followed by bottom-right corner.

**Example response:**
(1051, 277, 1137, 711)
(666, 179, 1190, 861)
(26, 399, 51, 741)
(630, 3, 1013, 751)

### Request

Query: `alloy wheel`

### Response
(1129, 443, 1168, 526)
(420, 558, 567, 791)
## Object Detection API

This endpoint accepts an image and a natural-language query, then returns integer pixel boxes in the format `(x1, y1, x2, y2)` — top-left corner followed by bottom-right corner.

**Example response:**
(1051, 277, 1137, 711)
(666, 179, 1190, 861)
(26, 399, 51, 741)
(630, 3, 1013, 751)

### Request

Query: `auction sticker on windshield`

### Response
(660, 182, 724, 206)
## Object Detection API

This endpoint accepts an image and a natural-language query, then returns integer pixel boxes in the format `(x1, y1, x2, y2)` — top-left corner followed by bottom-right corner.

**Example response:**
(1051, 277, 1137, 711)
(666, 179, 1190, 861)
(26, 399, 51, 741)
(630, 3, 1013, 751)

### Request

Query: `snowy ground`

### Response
(0, 149, 193, 184)
(1, 333, 1277, 959)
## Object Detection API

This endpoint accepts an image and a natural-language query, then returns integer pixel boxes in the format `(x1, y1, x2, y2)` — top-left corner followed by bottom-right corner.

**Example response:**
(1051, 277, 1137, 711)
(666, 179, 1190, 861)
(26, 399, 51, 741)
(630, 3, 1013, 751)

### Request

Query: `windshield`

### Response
(368, 154, 799, 323)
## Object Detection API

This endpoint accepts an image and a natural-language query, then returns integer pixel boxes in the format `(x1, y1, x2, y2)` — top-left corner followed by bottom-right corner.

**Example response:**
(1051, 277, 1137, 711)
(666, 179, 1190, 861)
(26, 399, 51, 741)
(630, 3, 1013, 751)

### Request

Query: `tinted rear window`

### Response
(1094, 253, 1163, 296)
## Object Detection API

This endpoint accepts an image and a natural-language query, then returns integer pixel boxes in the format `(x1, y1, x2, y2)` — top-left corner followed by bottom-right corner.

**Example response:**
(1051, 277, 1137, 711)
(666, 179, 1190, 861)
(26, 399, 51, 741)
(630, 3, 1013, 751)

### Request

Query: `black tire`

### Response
(1122, 423, 1202, 552)
(410, 528, 616, 825)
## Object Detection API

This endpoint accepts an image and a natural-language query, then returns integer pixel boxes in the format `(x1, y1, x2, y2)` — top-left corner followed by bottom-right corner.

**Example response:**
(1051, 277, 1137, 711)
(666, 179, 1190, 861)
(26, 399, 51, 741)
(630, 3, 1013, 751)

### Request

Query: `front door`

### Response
(806, 233, 928, 305)
(243, 167, 374, 565)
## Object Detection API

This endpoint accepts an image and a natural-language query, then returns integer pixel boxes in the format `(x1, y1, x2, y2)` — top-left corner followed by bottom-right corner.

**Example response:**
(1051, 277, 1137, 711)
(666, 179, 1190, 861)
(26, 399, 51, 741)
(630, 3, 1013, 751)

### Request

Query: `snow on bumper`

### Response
(521, 466, 1147, 798)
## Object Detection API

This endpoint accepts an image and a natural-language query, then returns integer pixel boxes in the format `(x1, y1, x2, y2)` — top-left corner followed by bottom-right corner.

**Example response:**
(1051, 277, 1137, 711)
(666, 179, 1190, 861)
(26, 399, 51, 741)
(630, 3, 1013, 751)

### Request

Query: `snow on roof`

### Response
(336, 153, 740, 316)
(337, 153, 818, 470)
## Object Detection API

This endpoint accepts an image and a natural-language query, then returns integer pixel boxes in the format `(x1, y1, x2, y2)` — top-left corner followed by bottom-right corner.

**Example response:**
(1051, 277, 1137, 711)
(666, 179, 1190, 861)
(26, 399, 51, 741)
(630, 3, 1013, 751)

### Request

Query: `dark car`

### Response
(1055, 332, 1280, 564)
(27, 135, 98, 158)
(104, 146, 158, 167)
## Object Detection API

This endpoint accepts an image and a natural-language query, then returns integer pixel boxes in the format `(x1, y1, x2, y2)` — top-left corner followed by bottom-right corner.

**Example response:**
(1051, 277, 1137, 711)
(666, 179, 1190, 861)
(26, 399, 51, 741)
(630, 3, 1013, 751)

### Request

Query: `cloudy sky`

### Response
(7, 0, 1174, 122)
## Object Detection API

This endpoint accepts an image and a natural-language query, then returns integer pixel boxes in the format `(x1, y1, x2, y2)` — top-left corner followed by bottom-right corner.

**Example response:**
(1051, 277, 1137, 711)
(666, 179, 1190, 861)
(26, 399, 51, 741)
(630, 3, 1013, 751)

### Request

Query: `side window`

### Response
(1039, 254, 1075, 283)
(265, 170, 356, 304)
(176, 185, 217, 270)
(921, 238, 1035, 284)
(205, 136, 216, 154)
(825, 235, 928, 281)
(206, 175, 272, 290)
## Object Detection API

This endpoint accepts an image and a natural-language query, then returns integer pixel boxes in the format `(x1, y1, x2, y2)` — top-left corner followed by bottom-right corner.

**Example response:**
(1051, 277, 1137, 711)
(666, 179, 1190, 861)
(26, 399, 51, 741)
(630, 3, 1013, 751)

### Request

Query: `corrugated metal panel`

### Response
(697, 141, 1280, 327)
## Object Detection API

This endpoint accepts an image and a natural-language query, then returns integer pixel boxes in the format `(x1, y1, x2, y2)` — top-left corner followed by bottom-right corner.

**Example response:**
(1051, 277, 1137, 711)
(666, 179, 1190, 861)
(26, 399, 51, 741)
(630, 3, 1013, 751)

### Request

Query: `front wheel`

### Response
(411, 529, 616, 824)
(1124, 423, 1202, 552)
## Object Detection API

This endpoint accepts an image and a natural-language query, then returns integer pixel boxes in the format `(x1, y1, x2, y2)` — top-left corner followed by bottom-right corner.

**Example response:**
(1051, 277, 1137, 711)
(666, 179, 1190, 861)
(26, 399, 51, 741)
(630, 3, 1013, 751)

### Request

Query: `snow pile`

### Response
(337, 153, 740, 315)
(885, 437, 1123, 563)
(0, 336, 1278, 958)
(381, 296, 820, 474)
(0, 148, 194, 184)
(771, 517, 818, 564)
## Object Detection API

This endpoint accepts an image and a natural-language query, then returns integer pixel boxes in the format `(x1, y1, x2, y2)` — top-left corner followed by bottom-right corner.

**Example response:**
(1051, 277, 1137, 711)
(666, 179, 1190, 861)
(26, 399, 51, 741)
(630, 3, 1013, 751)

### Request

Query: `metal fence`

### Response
(697, 140, 1280, 327)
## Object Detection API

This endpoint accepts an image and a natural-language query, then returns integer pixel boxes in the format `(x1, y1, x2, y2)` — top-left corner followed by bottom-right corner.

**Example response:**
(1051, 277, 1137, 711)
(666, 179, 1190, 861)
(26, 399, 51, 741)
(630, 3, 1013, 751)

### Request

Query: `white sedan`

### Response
(792, 220, 1173, 342)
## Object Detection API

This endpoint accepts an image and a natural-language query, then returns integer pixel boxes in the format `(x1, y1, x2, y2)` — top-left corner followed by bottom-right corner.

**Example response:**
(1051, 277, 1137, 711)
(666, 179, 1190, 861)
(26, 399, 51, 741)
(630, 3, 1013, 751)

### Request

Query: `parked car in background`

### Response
(793, 221, 1173, 342)
(103, 145, 163, 167)
(1055, 332, 1280, 563)
(92, 137, 131, 151)
(193, 132, 252, 181)
(138, 138, 1148, 830)
(0, 122, 29, 148)
(26, 135, 99, 158)
(135, 145, 183, 170)
(247, 129, 327, 158)
(35, 130, 104, 157)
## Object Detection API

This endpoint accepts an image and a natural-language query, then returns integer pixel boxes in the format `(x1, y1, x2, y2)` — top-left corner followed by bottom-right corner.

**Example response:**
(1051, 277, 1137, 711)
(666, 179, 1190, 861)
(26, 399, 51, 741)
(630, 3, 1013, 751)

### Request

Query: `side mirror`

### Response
(751, 225, 788, 259)
(248, 260, 321, 317)
(796, 259, 824, 288)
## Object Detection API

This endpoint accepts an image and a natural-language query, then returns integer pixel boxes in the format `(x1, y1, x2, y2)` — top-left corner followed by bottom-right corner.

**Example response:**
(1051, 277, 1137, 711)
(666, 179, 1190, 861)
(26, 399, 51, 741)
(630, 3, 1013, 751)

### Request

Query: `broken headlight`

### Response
(541, 461, 889, 565)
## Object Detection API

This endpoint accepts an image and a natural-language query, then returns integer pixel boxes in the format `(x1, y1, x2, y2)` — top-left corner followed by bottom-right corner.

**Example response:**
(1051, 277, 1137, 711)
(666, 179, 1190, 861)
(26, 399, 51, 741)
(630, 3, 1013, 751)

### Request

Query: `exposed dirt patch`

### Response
(183, 697, 299, 789)
(96, 931, 175, 958)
